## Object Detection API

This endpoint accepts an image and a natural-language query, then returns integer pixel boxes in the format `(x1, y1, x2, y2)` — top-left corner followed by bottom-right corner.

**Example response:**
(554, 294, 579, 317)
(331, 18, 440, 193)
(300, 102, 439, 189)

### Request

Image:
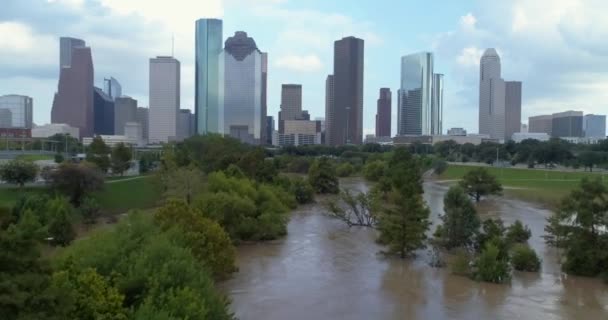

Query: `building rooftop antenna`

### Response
(171, 34, 175, 57)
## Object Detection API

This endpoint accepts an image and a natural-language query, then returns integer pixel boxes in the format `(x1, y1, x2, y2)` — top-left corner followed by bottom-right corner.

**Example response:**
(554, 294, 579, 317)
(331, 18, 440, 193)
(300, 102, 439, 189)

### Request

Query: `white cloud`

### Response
(0, 22, 44, 51)
(460, 13, 477, 29)
(275, 54, 322, 72)
(456, 46, 483, 67)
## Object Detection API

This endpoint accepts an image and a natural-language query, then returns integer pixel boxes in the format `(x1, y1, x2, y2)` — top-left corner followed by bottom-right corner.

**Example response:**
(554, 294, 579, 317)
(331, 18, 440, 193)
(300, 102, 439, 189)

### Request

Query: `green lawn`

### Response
(15, 154, 55, 161)
(439, 165, 608, 206)
(0, 176, 162, 213)
(93, 176, 162, 214)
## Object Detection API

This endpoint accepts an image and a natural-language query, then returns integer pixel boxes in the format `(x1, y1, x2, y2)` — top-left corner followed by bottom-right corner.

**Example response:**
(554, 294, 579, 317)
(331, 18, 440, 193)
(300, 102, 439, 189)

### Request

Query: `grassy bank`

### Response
(438, 165, 608, 207)
(0, 175, 161, 213)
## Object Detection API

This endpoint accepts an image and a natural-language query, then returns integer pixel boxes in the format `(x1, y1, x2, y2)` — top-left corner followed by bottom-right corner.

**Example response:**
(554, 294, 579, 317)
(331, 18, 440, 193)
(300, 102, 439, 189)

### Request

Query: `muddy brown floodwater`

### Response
(220, 178, 608, 320)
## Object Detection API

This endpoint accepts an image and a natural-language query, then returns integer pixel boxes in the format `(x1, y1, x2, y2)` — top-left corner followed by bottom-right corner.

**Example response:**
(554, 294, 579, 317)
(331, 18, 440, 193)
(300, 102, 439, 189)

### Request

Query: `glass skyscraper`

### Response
(195, 19, 223, 135)
(398, 52, 443, 136)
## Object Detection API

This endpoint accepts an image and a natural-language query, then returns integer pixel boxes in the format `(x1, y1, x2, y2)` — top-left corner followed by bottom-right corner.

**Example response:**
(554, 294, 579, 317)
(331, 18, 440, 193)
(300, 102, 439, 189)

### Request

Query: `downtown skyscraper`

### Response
(326, 36, 364, 146)
(479, 48, 522, 141)
(195, 18, 223, 135)
(375, 88, 391, 138)
(149, 56, 180, 143)
(219, 31, 267, 145)
(52, 37, 94, 138)
(397, 52, 443, 136)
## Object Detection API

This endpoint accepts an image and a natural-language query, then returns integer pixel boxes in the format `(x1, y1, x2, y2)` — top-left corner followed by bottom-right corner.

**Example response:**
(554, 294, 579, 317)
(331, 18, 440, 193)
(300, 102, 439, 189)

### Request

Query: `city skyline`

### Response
(2, 0, 608, 137)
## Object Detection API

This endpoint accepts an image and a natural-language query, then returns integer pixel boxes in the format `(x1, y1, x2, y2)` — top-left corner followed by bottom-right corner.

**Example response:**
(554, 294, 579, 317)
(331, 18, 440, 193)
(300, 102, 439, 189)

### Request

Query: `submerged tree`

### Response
(326, 189, 377, 227)
(434, 186, 480, 250)
(308, 157, 339, 194)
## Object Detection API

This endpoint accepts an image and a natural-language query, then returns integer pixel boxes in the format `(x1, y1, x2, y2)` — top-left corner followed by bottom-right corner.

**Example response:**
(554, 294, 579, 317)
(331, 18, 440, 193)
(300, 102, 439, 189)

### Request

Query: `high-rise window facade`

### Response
(398, 52, 442, 136)
(103, 77, 122, 101)
(195, 19, 223, 135)
(93, 87, 115, 135)
(52, 39, 94, 138)
(0, 95, 33, 129)
(219, 32, 266, 145)
(584, 114, 606, 138)
(324, 75, 335, 145)
(375, 88, 391, 137)
(149, 56, 180, 143)
(478, 48, 522, 141)
(114, 96, 138, 135)
(330, 37, 364, 146)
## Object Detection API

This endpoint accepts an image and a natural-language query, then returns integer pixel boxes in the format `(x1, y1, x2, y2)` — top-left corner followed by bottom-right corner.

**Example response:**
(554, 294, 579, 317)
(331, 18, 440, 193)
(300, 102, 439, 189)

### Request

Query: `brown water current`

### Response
(220, 177, 608, 320)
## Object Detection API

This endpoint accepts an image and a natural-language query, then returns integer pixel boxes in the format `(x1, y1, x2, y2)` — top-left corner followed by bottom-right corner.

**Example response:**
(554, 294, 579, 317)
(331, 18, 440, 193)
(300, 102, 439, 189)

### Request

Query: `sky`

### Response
(1, 0, 607, 136)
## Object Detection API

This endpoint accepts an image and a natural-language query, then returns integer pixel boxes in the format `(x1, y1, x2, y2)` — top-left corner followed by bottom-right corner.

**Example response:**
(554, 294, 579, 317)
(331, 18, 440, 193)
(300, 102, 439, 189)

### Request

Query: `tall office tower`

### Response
(195, 18, 223, 135)
(278, 84, 303, 133)
(219, 31, 265, 145)
(59, 37, 85, 70)
(0, 95, 33, 129)
(136, 107, 149, 143)
(529, 114, 553, 135)
(149, 56, 180, 143)
(478, 48, 522, 141)
(375, 88, 391, 137)
(114, 96, 137, 135)
(431, 74, 444, 135)
(177, 109, 194, 140)
(505, 81, 522, 140)
(52, 38, 94, 138)
(584, 114, 606, 138)
(552, 111, 583, 137)
(266, 116, 274, 145)
(260, 53, 268, 147)
(330, 36, 364, 146)
(324, 75, 335, 145)
(93, 87, 115, 135)
(398, 52, 443, 136)
(103, 77, 122, 100)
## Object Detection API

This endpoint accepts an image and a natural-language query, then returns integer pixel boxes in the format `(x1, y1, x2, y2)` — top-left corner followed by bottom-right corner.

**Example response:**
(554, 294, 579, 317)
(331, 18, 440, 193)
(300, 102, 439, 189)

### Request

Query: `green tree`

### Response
(48, 162, 104, 206)
(56, 213, 233, 320)
(336, 162, 355, 177)
(51, 265, 128, 320)
(434, 186, 480, 249)
(0, 225, 66, 319)
(510, 244, 541, 272)
(308, 157, 339, 194)
(47, 197, 76, 246)
(111, 142, 132, 176)
(362, 160, 387, 182)
(578, 151, 604, 172)
(473, 242, 511, 283)
(432, 158, 448, 175)
(545, 178, 608, 277)
(86, 136, 111, 173)
(377, 149, 430, 258)
(79, 197, 101, 225)
(163, 166, 205, 204)
(154, 199, 236, 279)
(459, 167, 503, 202)
(0, 159, 38, 188)
(54, 153, 65, 164)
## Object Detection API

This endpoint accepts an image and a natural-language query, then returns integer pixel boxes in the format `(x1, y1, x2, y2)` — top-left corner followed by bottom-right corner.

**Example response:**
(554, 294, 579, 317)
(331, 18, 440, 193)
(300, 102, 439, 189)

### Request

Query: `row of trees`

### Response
(86, 137, 133, 176)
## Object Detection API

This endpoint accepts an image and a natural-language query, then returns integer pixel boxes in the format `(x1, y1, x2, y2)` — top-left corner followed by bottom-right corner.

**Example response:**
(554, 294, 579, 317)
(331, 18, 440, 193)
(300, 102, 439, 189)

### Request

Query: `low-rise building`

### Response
(32, 124, 80, 139)
(512, 132, 550, 143)
(447, 128, 467, 136)
(83, 135, 137, 147)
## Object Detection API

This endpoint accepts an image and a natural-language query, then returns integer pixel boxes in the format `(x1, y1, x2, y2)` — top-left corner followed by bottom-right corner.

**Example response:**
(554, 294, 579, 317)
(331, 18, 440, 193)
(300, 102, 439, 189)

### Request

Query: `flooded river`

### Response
(220, 178, 608, 319)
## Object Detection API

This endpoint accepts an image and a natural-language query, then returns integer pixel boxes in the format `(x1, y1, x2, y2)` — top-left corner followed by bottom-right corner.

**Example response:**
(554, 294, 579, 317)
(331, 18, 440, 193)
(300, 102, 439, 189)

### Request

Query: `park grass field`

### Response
(439, 165, 608, 207)
(0, 175, 162, 213)
(15, 154, 55, 161)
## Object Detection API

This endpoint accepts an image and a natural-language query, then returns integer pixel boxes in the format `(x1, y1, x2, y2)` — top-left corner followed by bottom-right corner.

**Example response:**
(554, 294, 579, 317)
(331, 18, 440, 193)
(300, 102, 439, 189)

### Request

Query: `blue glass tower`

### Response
(195, 18, 223, 135)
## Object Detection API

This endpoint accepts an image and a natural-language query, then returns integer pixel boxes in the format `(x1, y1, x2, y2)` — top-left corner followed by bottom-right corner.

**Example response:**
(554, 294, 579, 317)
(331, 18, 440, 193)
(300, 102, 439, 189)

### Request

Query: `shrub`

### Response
(473, 243, 511, 283)
(432, 158, 448, 175)
(511, 244, 541, 272)
(336, 162, 355, 177)
(308, 157, 339, 194)
(450, 249, 472, 276)
(54, 153, 65, 164)
(290, 177, 315, 204)
(0, 159, 38, 187)
(362, 160, 386, 182)
(505, 220, 531, 244)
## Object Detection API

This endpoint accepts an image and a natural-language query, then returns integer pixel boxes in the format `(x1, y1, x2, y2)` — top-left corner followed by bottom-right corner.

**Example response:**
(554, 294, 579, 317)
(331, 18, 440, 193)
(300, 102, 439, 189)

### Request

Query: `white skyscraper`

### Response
(479, 48, 522, 141)
(149, 56, 180, 143)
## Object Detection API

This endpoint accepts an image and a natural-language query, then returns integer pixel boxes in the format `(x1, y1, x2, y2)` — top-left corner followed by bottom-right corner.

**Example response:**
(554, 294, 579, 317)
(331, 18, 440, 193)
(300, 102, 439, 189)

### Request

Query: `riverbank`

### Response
(220, 178, 608, 319)
(437, 164, 608, 207)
